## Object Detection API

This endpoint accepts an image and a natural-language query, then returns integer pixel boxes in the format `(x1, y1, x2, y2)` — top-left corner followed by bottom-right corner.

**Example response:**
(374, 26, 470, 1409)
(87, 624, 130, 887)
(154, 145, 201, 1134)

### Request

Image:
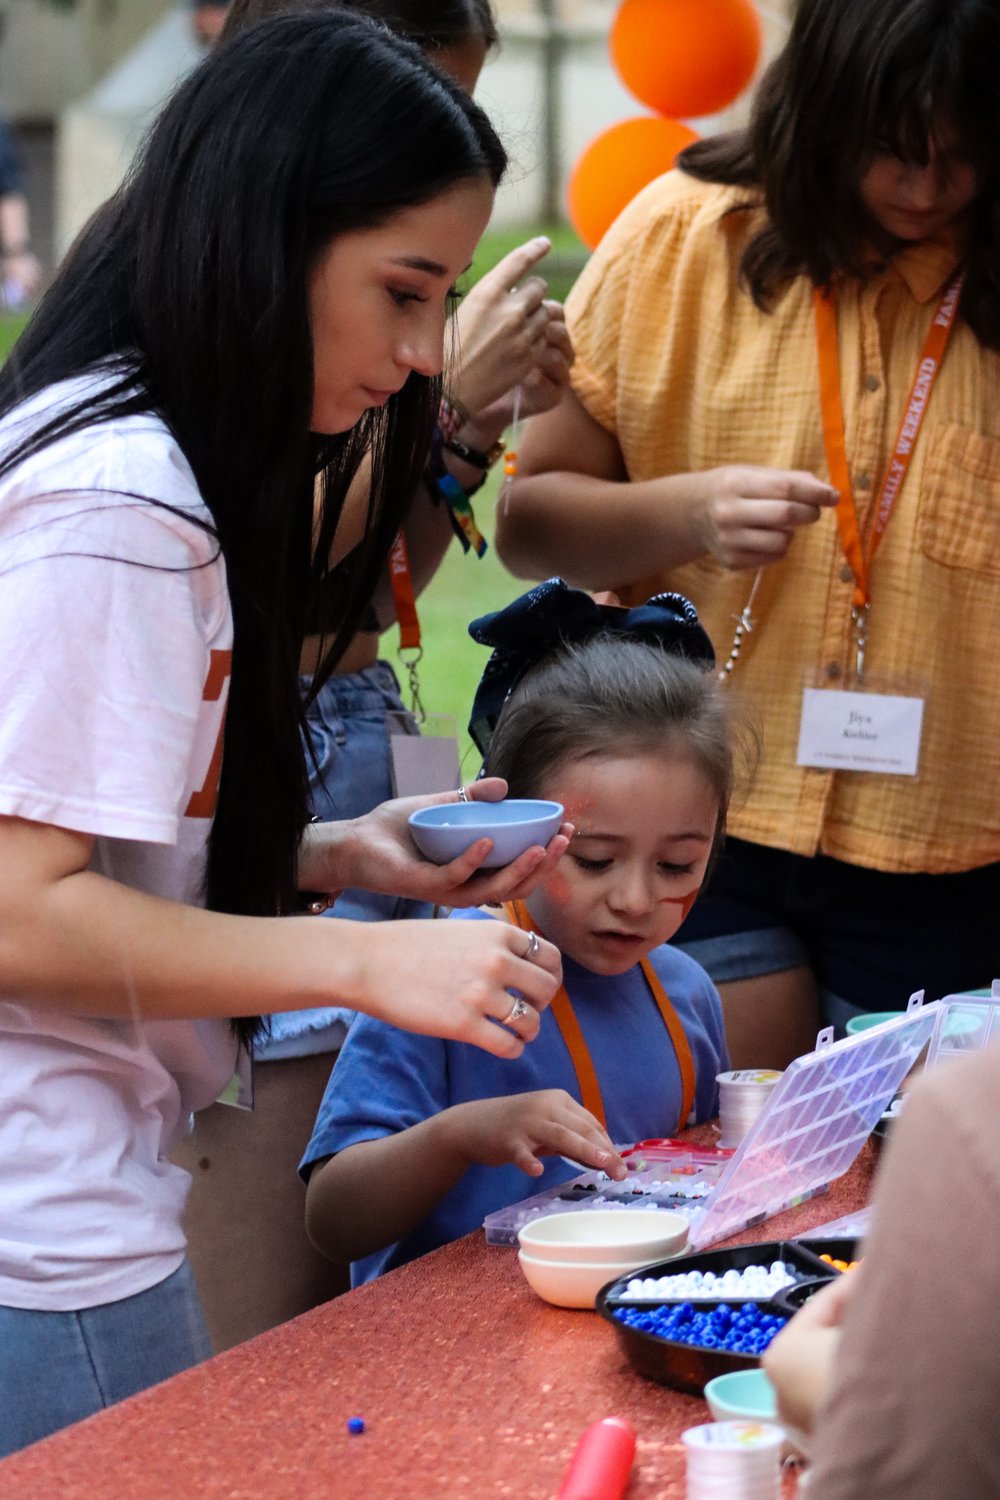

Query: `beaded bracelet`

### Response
(438, 394, 469, 442)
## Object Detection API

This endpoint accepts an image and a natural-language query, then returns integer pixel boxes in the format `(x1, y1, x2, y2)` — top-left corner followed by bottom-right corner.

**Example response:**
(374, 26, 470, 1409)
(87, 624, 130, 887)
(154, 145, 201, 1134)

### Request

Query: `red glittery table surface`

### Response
(0, 1143, 874, 1500)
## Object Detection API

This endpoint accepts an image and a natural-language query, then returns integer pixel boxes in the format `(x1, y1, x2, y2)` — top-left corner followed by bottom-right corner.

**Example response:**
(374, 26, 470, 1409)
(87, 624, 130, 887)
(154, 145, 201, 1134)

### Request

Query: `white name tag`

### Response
(797, 688, 925, 776)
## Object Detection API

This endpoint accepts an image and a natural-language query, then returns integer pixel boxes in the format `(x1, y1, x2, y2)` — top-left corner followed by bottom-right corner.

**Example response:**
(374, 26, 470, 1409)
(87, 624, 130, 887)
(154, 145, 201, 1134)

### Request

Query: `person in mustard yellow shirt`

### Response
(499, 0, 1000, 1068)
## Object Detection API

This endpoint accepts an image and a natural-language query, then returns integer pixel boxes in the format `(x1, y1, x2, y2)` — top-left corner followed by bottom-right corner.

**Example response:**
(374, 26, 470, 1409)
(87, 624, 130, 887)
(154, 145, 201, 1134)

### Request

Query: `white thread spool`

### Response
(682, 1420, 784, 1499)
(716, 1069, 783, 1149)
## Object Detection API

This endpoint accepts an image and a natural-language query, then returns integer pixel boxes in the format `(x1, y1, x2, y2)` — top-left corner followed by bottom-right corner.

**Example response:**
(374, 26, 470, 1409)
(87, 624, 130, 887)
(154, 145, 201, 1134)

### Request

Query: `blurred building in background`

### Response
(0, 0, 793, 274)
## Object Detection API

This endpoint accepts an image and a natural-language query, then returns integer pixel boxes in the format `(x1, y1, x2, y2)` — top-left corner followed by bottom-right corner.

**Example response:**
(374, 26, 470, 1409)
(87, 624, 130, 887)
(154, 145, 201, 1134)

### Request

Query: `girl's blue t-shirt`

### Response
(300, 908, 729, 1284)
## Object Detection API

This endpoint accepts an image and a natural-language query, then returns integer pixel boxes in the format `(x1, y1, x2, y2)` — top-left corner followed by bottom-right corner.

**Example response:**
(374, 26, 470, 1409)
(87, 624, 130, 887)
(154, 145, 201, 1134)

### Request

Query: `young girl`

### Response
(0, 14, 567, 1456)
(500, 0, 1000, 1070)
(302, 580, 738, 1284)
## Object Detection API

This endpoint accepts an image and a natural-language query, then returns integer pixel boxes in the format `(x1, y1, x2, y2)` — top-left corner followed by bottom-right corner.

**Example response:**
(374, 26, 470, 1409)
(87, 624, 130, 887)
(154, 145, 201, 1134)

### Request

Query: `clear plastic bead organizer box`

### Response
(485, 993, 970, 1250)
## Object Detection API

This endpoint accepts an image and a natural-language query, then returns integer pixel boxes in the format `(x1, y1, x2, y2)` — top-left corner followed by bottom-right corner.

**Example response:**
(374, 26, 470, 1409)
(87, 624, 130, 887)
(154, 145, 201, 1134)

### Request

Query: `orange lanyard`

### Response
(388, 532, 420, 653)
(387, 531, 426, 715)
(504, 900, 697, 1135)
(813, 272, 963, 623)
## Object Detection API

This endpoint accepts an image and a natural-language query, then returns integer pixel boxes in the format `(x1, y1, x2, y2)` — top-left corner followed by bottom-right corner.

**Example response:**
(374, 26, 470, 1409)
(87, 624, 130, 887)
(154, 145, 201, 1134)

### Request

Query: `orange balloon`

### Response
(567, 115, 698, 250)
(611, 0, 762, 118)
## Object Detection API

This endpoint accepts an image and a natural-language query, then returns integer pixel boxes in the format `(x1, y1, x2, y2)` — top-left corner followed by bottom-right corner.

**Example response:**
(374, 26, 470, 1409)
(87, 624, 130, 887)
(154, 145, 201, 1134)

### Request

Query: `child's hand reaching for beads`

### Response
(446, 1090, 629, 1180)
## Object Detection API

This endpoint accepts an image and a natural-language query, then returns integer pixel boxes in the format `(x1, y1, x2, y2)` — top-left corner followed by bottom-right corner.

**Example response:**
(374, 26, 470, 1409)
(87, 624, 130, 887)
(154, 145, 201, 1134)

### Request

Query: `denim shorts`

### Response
(0, 1260, 210, 1459)
(259, 662, 434, 1061)
(675, 837, 1000, 1031)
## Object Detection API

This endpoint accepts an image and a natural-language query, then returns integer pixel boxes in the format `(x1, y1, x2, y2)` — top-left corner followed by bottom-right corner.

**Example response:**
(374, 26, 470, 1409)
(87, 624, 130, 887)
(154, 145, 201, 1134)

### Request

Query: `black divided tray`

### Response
(871, 1093, 904, 1156)
(872, 1111, 895, 1155)
(773, 1238, 860, 1315)
(596, 1240, 837, 1395)
(773, 1277, 837, 1316)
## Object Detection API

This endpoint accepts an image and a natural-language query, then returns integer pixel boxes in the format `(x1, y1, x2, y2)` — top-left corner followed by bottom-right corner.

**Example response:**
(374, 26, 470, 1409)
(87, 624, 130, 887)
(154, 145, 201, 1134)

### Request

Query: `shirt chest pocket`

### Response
(918, 422, 1000, 578)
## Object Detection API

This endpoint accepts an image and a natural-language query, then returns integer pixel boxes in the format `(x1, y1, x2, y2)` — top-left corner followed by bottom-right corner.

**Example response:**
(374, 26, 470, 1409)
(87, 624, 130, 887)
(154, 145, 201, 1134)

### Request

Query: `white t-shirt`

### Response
(0, 373, 239, 1310)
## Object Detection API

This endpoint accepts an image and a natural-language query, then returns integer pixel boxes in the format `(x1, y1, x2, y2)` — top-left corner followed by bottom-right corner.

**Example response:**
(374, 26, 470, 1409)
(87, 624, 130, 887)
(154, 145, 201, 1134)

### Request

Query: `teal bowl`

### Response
(408, 799, 564, 868)
(846, 1009, 982, 1040)
(845, 1010, 904, 1035)
(703, 1368, 779, 1423)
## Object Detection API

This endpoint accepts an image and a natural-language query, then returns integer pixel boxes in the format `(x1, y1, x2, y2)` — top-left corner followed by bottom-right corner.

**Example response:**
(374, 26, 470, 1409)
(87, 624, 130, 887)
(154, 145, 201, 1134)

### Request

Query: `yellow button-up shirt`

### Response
(567, 171, 1000, 874)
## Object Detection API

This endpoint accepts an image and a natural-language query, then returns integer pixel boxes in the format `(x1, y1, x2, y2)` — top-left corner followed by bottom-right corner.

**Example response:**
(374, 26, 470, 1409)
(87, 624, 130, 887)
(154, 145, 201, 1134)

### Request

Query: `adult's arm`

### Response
(496, 387, 837, 590)
(0, 811, 561, 1058)
(802, 1050, 1000, 1498)
(319, 237, 576, 635)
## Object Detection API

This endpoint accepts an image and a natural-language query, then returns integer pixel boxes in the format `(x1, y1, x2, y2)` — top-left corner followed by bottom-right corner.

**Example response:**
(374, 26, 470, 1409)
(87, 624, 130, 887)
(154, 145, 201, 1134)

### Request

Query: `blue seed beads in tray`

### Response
(596, 1240, 838, 1395)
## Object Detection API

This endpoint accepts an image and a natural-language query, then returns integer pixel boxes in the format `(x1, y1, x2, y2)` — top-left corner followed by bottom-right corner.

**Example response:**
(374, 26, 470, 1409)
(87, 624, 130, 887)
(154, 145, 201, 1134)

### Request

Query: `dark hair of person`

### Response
(222, 0, 498, 53)
(0, 12, 506, 1043)
(483, 637, 752, 869)
(678, 0, 1000, 350)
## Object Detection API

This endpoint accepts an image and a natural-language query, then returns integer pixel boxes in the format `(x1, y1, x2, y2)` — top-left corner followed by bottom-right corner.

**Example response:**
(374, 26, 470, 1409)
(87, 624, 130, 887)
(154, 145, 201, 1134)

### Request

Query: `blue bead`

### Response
(347, 1417, 365, 1435)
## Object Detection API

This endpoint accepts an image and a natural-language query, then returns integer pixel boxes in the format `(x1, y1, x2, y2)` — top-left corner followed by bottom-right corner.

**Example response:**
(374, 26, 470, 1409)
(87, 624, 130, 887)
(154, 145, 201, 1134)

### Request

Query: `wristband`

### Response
(442, 435, 505, 471)
(424, 466, 488, 555)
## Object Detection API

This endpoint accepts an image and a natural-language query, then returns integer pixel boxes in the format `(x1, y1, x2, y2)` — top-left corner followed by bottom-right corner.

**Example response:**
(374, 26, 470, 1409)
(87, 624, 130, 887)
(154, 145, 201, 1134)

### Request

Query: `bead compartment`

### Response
(794, 1235, 859, 1268)
(608, 1240, 833, 1303)
(596, 1240, 837, 1394)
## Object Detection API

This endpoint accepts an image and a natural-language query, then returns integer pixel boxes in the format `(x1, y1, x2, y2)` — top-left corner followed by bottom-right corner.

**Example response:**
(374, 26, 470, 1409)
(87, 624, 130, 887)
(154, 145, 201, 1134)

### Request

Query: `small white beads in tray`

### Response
(618, 1260, 799, 1302)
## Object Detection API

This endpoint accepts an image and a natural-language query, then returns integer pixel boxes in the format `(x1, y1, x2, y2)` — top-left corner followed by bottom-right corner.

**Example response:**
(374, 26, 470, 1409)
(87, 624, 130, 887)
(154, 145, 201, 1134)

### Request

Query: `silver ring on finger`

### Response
(457, 785, 469, 803)
(522, 931, 540, 962)
(503, 995, 530, 1027)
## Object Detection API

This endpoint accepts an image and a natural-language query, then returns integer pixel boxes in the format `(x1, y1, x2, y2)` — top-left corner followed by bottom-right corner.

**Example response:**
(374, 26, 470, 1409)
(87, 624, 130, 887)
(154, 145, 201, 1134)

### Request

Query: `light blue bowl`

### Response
(408, 799, 564, 868)
(703, 1368, 779, 1423)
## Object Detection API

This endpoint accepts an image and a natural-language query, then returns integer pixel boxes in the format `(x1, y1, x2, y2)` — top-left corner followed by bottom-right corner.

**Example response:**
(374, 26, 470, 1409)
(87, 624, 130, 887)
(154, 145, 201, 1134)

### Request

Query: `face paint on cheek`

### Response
(544, 868, 573, 906)
(658, 887, 701, 920)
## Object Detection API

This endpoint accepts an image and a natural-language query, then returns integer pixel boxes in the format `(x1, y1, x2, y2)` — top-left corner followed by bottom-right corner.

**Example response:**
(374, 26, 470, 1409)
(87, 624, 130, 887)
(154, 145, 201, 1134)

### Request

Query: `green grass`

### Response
(410, 221, 586, 770)
(0, 314, 28, 362)
(401, 465, 533, 777)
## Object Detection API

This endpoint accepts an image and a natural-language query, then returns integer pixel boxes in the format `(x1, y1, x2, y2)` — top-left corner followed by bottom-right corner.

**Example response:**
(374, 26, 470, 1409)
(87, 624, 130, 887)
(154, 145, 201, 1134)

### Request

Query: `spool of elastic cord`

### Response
(682, 1420, 784, 1499)
(716, 1070, 783, 1149)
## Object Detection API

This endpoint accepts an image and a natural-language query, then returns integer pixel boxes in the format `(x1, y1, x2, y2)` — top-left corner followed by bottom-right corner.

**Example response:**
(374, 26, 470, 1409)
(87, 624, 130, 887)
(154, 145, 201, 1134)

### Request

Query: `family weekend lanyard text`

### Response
(812, 272, 963, 654)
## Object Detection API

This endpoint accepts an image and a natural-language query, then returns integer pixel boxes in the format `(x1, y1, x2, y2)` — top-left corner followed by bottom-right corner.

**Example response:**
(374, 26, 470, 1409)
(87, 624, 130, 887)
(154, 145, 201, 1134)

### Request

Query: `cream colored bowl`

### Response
(517, 1250, 641, 1309)
(517, 1209, 689, 1265)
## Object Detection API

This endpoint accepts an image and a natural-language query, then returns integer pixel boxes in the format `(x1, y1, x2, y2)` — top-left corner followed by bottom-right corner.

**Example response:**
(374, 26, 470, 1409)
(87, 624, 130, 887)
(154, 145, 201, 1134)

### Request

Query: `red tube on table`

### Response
(557, 1416, 636, 1500)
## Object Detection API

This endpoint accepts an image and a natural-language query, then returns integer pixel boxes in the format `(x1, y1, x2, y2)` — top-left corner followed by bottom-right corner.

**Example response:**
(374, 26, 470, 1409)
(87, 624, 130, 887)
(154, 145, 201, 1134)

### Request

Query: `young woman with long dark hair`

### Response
(499, 0, 1000, 1070)
(0, 11, 567, 1456)
(172, 0, 573, 1356)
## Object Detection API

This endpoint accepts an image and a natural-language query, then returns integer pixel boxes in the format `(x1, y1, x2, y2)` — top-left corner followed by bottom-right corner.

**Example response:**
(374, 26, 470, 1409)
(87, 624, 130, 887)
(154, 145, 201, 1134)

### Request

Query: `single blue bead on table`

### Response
(347, 1417, 366, 1435)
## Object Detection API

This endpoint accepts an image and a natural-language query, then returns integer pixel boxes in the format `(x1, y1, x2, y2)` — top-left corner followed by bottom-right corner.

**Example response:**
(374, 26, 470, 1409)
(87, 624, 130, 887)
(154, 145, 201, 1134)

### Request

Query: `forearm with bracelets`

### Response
(422, 395, 508, 558)
(435, 393, 505, 492)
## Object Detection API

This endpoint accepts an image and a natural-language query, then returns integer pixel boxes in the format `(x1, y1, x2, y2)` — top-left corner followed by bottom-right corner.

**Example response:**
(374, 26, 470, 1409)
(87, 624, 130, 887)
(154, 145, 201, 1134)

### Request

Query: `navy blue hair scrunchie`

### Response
(467, 577, 716, 757)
